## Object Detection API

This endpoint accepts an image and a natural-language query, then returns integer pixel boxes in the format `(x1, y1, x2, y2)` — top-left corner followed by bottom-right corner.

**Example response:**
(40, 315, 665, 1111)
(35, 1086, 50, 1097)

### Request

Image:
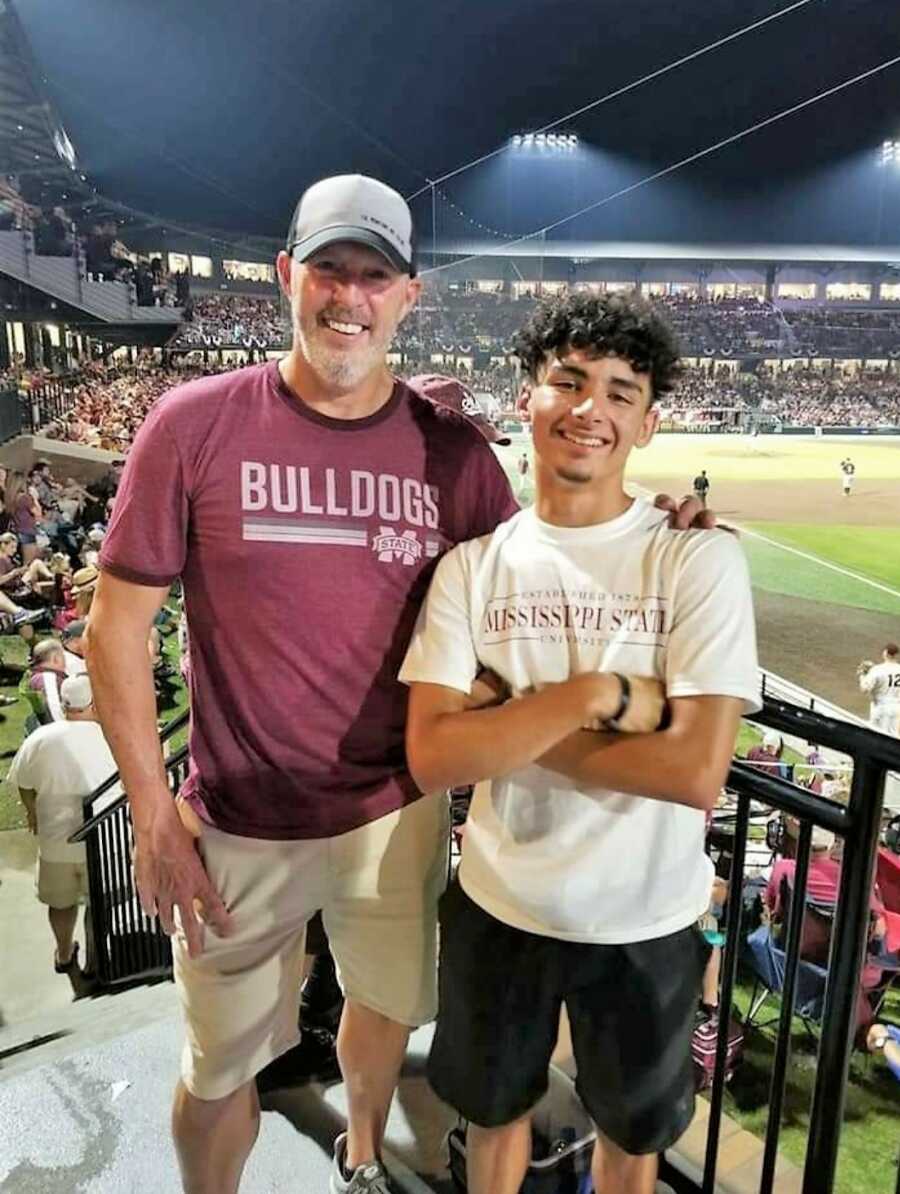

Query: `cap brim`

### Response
(290, 226, 412, 274)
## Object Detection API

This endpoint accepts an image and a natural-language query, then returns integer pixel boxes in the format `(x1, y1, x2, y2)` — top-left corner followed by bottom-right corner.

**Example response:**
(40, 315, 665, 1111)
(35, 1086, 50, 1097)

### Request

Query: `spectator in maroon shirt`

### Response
(765, 825, 888, 1013)
(746, 730, 791, 781)
(28, 639, 68, 723)
(4, 470, 42, 564)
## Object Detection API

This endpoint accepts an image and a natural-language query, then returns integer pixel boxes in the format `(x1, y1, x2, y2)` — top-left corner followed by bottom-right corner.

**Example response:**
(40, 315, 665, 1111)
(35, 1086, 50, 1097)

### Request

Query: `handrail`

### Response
(71, 743, 188, 844)
(69, 709, 189, 843)
(700, 697, 897, 1194)
(727, 760, 851, 833)
(755, 695, 900, 770)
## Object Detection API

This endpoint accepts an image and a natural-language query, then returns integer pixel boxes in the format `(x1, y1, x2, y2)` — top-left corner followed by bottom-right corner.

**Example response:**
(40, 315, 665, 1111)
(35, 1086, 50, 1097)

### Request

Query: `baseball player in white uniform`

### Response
(859, 644, 900, 735)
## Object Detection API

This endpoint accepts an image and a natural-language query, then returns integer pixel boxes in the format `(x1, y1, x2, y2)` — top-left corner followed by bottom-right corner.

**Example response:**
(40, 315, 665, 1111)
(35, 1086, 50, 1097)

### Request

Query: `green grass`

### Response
(740, 533, 900, 618)
(724, 978, 900, 1193)
(745, 523, 900, 595)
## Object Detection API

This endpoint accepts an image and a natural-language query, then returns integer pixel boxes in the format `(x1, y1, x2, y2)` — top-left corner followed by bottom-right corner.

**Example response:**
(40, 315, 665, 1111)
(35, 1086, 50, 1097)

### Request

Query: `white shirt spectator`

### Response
(8, 720, 119, 863)
(63, 648, 88, 678)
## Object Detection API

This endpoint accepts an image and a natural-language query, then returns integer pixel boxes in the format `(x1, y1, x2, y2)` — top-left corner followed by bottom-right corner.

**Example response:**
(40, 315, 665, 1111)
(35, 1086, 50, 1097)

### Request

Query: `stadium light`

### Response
(510, 131, 579, 153)
(880, 139, 899, 167)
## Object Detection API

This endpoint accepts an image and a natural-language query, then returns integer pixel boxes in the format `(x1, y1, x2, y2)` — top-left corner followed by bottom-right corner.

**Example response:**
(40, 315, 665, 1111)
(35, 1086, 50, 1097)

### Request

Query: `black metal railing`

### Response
(70, 709, 189, 986)
(0, 385, 24, 444)
(701, 699, 900, 1194)
(18, 376, 77, 434)
(68, 698, 900, 1190)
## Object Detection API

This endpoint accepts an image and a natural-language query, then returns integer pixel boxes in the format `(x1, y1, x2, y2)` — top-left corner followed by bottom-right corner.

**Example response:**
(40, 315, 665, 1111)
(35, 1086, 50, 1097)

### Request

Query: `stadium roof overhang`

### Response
(0, 0, 87, 203)
(431, 240, 900, 269)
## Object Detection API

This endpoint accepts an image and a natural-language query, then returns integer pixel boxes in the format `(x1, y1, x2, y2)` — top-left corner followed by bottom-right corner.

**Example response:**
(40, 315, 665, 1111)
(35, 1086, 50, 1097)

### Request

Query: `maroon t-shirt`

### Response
(13, 494, 36, 535)
(100, 362, 517, 839)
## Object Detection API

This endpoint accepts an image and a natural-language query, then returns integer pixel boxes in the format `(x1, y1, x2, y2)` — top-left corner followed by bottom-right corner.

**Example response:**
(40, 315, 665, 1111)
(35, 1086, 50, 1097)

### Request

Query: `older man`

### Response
(8, 673, 118, 976)
(28, 638, 68, 722)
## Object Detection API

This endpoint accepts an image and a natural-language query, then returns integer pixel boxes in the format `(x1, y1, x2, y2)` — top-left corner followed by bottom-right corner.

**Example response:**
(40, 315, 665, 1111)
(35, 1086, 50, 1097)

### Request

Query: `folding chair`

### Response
(744, 923, 828, 1041)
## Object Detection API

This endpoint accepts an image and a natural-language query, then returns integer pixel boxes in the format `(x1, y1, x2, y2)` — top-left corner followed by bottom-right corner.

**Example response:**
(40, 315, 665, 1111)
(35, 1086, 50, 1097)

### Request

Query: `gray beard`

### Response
(297, 322, 387, 391)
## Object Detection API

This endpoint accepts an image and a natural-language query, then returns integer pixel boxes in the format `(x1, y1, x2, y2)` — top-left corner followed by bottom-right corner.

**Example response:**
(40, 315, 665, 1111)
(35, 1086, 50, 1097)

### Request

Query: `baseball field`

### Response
(495, 432, 900, 720)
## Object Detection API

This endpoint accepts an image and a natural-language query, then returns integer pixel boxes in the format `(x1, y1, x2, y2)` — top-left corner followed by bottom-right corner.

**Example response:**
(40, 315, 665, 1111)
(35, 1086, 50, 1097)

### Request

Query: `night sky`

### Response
(15, 0, 900, 245)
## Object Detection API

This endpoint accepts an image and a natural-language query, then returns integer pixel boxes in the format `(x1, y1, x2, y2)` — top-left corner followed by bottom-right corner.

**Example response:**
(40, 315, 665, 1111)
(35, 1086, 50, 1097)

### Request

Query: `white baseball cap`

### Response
(60, 673, 93, 710)
(811, 825, 835, 852)
(286, 174, 416, 275)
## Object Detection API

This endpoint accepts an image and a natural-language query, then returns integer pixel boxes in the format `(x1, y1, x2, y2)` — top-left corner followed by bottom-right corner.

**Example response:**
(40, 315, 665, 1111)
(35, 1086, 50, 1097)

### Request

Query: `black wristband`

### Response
(604, 673, 631, 732)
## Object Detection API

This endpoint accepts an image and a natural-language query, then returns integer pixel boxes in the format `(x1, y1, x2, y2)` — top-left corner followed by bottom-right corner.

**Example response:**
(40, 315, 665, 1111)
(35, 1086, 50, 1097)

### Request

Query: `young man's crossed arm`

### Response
(408, 675, 742, 812)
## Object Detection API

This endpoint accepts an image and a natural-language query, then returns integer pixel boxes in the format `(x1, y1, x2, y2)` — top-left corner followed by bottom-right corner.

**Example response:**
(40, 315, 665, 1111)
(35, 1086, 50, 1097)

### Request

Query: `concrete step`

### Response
(0, 1015, 446, 1193)
(0, 978, 179, 1083)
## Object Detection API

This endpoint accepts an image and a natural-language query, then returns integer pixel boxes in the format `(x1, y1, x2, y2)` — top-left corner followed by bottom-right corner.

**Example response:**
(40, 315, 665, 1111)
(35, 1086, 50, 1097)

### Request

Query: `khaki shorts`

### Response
(36, 858, 88, 909)
(173, 792, 449, 1100)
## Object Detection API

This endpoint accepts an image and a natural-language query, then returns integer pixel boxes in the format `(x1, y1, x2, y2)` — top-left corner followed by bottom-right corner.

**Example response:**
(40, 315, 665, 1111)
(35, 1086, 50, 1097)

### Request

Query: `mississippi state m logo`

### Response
(372, 526, 422, 565)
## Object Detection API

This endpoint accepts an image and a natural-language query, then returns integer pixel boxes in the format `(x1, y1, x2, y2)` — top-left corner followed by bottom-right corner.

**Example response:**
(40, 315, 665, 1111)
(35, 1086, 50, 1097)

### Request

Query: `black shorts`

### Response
(428, 880, 710, 1155)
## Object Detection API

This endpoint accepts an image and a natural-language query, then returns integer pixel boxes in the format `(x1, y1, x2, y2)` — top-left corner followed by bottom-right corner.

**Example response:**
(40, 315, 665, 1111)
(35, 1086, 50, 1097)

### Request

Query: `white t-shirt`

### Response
(860, 661, 900, 734)
(8, 720, 120, 863)
(63, 649, 88, 678)
(400, 498, 761, 944)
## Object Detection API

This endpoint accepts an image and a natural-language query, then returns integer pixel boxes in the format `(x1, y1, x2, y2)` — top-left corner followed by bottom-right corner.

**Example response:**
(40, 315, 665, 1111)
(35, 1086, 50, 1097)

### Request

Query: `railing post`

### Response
(802, 757, 886, 1193)
(760, 820, 813, 1194)
(82, 797, 110, 983)
(703, 794, 749, 1194)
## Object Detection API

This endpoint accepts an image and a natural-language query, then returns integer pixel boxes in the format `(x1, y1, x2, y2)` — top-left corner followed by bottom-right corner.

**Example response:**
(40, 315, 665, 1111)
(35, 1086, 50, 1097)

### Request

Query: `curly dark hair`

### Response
(512, 292, 682, 399)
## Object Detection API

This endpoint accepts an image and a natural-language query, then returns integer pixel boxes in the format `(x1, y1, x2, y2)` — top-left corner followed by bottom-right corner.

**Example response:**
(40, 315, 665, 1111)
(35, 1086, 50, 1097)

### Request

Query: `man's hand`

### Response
(133, 798, 232, 958)
(654, 493, 729, 533)
(464, 668, 508, 710)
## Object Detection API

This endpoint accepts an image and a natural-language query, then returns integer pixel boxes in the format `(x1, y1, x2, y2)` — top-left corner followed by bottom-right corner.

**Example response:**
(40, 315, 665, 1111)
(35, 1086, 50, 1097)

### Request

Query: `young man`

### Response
(402, 293, 760, 1194)
(840, 457, 855, 496)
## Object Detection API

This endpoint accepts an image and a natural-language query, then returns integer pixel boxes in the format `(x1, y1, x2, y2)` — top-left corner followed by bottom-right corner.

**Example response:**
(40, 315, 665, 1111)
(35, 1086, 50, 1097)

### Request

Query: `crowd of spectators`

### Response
(163, 288, 900, 363)
(783, 309, 900, 357)
(171, 293, 284, 349)
(43, 365, 205, 450)
(754, 368, 900, 428)
(660, 366, 900, 428)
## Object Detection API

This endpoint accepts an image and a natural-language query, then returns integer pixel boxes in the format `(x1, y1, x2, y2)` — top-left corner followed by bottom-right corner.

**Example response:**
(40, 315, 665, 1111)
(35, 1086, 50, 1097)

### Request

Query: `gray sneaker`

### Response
(329, 1133, 395, 1194)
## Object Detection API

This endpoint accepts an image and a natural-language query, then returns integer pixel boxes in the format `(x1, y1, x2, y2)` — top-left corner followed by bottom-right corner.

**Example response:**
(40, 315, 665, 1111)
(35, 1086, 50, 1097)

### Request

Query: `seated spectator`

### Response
(745, 730, 792, 781)
(8, 673, 119, 980)
(61, 619, 88, 676)
(70, 564, 98, 621)
(765, 826, 888, 995)
(0, 531, 47, 639)
(867, 1023, 900, 1082)
(28, 638, 68, 723)
(0, 530, 26, 592)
